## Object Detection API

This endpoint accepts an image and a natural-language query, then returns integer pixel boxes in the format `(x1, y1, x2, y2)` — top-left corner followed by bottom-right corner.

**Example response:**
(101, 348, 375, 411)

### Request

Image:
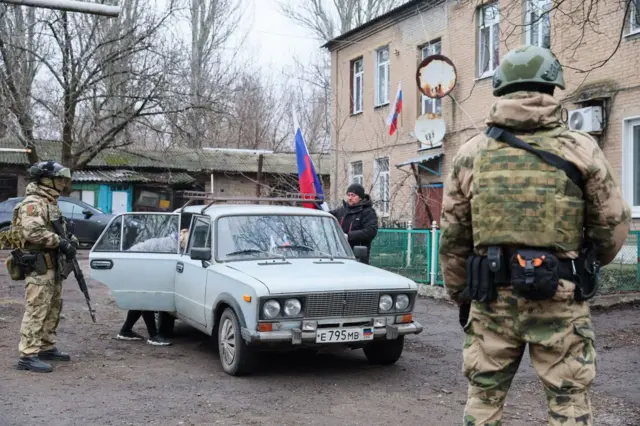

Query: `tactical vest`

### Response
(10, 196, 63, 252)
(471, 131, 584, 252)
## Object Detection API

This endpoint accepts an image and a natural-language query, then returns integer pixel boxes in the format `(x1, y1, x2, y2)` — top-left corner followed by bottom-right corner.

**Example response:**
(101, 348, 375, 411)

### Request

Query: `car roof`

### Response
(174, 204, 333, 218)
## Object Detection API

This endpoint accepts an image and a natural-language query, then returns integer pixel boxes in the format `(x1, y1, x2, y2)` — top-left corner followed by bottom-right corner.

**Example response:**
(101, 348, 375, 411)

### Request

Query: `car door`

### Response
(174, 214, 211, 327)
(89, 212, 181, 312)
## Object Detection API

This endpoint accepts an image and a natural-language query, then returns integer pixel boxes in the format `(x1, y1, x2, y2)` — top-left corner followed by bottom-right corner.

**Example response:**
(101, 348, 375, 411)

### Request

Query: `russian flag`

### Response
(386, 81, 403, 136)
(293, 109, 328, 211)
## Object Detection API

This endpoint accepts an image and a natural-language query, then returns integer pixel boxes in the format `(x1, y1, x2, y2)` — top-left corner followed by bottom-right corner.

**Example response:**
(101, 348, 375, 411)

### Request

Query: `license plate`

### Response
(315, 327, 374, 343)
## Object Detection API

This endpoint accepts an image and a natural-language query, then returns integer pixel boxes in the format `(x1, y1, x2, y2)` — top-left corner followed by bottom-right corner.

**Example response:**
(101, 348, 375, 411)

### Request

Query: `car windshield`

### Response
(216, 214, 351, 262)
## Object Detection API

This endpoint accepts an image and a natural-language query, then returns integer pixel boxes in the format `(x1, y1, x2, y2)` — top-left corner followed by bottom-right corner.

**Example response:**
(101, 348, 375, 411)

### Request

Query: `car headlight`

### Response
(262, 300, 281, 319)
(395, 294, 410, 311)
(283, 298, 302, 317)
(379, 294, 393, 312)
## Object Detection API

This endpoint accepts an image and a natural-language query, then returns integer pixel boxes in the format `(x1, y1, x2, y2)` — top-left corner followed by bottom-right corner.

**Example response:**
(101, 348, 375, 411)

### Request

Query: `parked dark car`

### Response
(0, 196, 115, 247)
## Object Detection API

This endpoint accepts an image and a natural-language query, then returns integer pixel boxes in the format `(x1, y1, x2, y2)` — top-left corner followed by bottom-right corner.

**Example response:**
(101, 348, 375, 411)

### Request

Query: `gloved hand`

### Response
(59, 238, 77, 259)
(459, 302, 471, 329)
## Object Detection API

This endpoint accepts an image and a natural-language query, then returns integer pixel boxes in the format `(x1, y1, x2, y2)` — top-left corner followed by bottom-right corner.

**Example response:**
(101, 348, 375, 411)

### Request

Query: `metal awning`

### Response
(395, 151, 443, 176)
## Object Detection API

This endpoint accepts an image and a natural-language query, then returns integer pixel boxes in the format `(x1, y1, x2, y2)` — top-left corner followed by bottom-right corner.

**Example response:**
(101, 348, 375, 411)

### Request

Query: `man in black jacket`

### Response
(329, 183, 378, 264)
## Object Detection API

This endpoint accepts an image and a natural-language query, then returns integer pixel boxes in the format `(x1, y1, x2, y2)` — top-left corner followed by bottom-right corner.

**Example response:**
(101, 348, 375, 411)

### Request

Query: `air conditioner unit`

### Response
(567, 106, 603, 133)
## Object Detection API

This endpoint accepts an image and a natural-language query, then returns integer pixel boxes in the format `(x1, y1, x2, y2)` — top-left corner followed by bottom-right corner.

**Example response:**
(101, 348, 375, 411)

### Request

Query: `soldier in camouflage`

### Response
(439, 46, 631, 425)
(12, 161, 79, 373)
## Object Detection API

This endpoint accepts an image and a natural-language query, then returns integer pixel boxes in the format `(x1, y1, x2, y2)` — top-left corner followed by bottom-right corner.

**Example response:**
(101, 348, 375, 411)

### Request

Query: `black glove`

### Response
(459, 302, 471, 329)
(58, 238, 77, 259)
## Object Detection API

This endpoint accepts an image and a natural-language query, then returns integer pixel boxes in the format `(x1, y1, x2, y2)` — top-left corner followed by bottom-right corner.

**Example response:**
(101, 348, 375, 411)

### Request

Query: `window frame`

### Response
(373, 157, 390, 217)
(477, 2, 500, 79)
(349, 160, 364, 186)
(629, 0, 640, 36)
(351, 57, 364, 114)
(623, 117, 640, 218)
(420, 39, 443, 116)
(186, 214, 212, 256)
(524, 0, 551, 48)
(374, 46, 390, 107)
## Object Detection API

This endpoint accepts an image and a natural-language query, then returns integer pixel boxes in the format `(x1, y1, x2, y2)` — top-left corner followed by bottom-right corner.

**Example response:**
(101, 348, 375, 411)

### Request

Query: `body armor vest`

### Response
(471, 132, 584, 252)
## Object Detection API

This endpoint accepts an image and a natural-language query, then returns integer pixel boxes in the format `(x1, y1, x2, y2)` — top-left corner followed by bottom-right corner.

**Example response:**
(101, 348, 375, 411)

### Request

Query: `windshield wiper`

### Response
(276, 244, 334, 260)
(225, 249, 286, 260)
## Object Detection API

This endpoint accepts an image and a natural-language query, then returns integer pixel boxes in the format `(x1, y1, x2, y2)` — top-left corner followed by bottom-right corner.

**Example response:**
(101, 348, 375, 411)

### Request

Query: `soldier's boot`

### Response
(17, 356, 53, 373)
(38, 347, 71, 361)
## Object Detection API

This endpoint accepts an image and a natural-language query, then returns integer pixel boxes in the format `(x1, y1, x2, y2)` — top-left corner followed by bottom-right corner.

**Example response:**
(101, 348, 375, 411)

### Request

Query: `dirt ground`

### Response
(1, 250, 639, 426)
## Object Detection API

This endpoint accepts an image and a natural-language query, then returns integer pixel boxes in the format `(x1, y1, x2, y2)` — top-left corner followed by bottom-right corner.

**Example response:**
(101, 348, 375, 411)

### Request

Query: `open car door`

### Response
(88, 212, 183, 312)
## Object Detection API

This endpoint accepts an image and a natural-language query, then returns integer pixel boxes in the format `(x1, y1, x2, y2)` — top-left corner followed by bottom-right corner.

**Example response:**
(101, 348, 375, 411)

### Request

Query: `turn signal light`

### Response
(243, 295, 252, 302)
(397, 314, 413, 324)
(258, 323, 273, 332)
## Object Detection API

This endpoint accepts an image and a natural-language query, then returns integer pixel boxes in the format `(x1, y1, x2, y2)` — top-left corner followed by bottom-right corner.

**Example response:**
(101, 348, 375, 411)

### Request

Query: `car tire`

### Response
(218, 307, 257, 376)
(0, 224, 10, 233)
(156, 312, 175, 337)
(363, 336, 405, 365)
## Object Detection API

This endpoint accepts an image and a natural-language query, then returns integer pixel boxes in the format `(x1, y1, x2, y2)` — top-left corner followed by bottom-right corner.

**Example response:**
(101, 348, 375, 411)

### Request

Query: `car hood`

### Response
(223, 258, 416, 294)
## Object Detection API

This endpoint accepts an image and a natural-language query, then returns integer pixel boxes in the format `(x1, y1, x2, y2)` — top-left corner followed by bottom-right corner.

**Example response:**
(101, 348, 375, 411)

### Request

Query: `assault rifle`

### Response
(51, 218, 97, 323)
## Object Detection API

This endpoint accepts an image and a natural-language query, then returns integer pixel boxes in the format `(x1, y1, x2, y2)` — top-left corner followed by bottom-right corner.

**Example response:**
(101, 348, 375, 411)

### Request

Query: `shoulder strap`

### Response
(485, 126, 584, 190)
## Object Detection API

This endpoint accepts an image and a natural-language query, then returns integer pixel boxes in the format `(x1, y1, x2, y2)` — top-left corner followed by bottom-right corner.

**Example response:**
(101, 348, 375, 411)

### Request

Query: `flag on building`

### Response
(386, 81, 403, 136)
(293, 109, 329, 211)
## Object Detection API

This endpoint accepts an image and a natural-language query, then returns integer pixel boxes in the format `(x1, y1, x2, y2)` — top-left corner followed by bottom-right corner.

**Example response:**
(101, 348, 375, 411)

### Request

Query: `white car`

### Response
(88, 200, 423, 376)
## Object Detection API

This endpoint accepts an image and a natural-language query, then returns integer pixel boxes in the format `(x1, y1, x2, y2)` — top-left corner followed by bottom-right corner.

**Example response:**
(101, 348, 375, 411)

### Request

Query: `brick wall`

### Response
(329, 0, 640, 229)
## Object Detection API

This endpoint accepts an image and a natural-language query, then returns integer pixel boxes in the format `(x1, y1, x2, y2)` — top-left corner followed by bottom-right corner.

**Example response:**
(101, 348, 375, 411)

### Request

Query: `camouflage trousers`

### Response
(19, 268, 63, 356)
(462, 279, 596, 426)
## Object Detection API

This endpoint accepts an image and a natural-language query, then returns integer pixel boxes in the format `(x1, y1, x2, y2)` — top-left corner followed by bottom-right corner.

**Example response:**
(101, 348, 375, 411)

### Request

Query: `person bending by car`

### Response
(329, 183, 378, 264)
(116, 226, 189, 346)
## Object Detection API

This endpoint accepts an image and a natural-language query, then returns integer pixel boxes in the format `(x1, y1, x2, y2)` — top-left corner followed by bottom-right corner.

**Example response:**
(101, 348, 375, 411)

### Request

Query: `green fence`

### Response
(369, 229, 640, 295)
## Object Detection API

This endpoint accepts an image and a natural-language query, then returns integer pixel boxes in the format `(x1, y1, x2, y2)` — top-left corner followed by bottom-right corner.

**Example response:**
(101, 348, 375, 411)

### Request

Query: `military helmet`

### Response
(28, 160, 72, 181)
(492, 45, 565, 96)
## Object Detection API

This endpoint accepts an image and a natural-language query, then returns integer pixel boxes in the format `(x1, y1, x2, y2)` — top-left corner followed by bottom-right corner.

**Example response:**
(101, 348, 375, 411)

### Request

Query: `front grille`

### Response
(305, 291, 379, 318)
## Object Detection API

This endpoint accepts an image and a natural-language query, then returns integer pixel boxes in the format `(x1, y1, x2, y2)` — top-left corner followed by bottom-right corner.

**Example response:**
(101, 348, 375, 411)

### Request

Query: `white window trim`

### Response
(374, 46, 390, 107)
(349, 160, 364, 186)
(421, 41, 442, 116)
(373, 157, 390, 217)
(622, 116, 640, 218)
(352, 58, 363, 114)
(477, 3, 500, 79)
(524, 0, 551, 47)
(628, 0, 640, 36)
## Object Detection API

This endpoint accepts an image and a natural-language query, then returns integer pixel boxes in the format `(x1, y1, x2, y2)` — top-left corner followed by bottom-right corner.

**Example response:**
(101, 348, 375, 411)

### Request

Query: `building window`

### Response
(478, 2, 500, 78)
(374, 46, 390, 106)
(420, 39, 442, 116)
(623, 118, 640, 217)
(349, 161, 364, 186)
(374, 157, 390, 216)
(351, 58, 363, 114)
(525, 0, 551, 48)
(630, 0, 640, 35)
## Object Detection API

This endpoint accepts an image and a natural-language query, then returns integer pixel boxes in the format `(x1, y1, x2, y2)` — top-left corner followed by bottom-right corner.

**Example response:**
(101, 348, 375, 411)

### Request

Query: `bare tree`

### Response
(0, 1, 184, 168)
(0, 5, 40, 160)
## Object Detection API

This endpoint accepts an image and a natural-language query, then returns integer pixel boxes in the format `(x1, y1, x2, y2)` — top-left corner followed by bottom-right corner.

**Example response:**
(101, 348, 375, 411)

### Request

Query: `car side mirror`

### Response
(82, 209, 93, 218)
(190, 247, 212, 262)
(353, 246, 368, 262)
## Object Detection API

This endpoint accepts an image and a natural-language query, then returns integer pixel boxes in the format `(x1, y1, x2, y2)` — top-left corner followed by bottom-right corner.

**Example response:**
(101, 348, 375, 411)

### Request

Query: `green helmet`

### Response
(29, 160, 72, 181)
(492, 45, 565, 97)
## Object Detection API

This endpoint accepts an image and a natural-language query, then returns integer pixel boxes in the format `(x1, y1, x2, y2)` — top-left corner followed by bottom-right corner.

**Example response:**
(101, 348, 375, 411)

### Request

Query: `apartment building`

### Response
(323, 0, 640, 229)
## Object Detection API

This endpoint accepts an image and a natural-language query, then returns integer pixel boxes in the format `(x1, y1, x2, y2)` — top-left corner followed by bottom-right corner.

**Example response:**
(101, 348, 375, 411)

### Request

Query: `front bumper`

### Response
(241, 320, 423, 345)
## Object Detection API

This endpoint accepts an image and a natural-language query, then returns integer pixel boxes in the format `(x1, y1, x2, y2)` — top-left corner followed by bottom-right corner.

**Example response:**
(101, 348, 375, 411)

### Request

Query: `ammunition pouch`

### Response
(6, 249, 54, 279)
(509, 249, 561, 301)
(465, 245, 599, 303)
(5, 253, 25, 281)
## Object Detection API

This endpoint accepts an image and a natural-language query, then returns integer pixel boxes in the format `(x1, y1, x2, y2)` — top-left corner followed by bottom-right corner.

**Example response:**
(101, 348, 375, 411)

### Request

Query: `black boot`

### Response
(39, 347, 71, 361)
(17, 355, 53, 373)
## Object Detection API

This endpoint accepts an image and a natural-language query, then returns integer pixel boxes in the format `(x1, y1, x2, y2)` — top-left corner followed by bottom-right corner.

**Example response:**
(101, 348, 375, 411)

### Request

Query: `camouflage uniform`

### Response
(10, 161, 78, 373)
(439, 46, 631, 425)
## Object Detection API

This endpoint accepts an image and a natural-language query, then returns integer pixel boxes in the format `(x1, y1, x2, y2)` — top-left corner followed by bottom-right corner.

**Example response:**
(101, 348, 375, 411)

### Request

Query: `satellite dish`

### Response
(569, 111, 584, 130)
(415, 114, 446, 147)
(416, 54, 457, 99)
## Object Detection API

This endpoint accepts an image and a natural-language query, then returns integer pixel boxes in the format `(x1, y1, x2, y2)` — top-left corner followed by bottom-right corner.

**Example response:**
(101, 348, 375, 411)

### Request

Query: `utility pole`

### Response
(0, 0, 120, 17)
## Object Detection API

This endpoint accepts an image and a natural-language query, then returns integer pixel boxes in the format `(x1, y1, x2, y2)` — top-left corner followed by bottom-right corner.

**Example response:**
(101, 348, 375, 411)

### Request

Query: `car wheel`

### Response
(363, 336, 405, 365)
(218, 307, 257, 376)
(156, 312, 175, 337)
